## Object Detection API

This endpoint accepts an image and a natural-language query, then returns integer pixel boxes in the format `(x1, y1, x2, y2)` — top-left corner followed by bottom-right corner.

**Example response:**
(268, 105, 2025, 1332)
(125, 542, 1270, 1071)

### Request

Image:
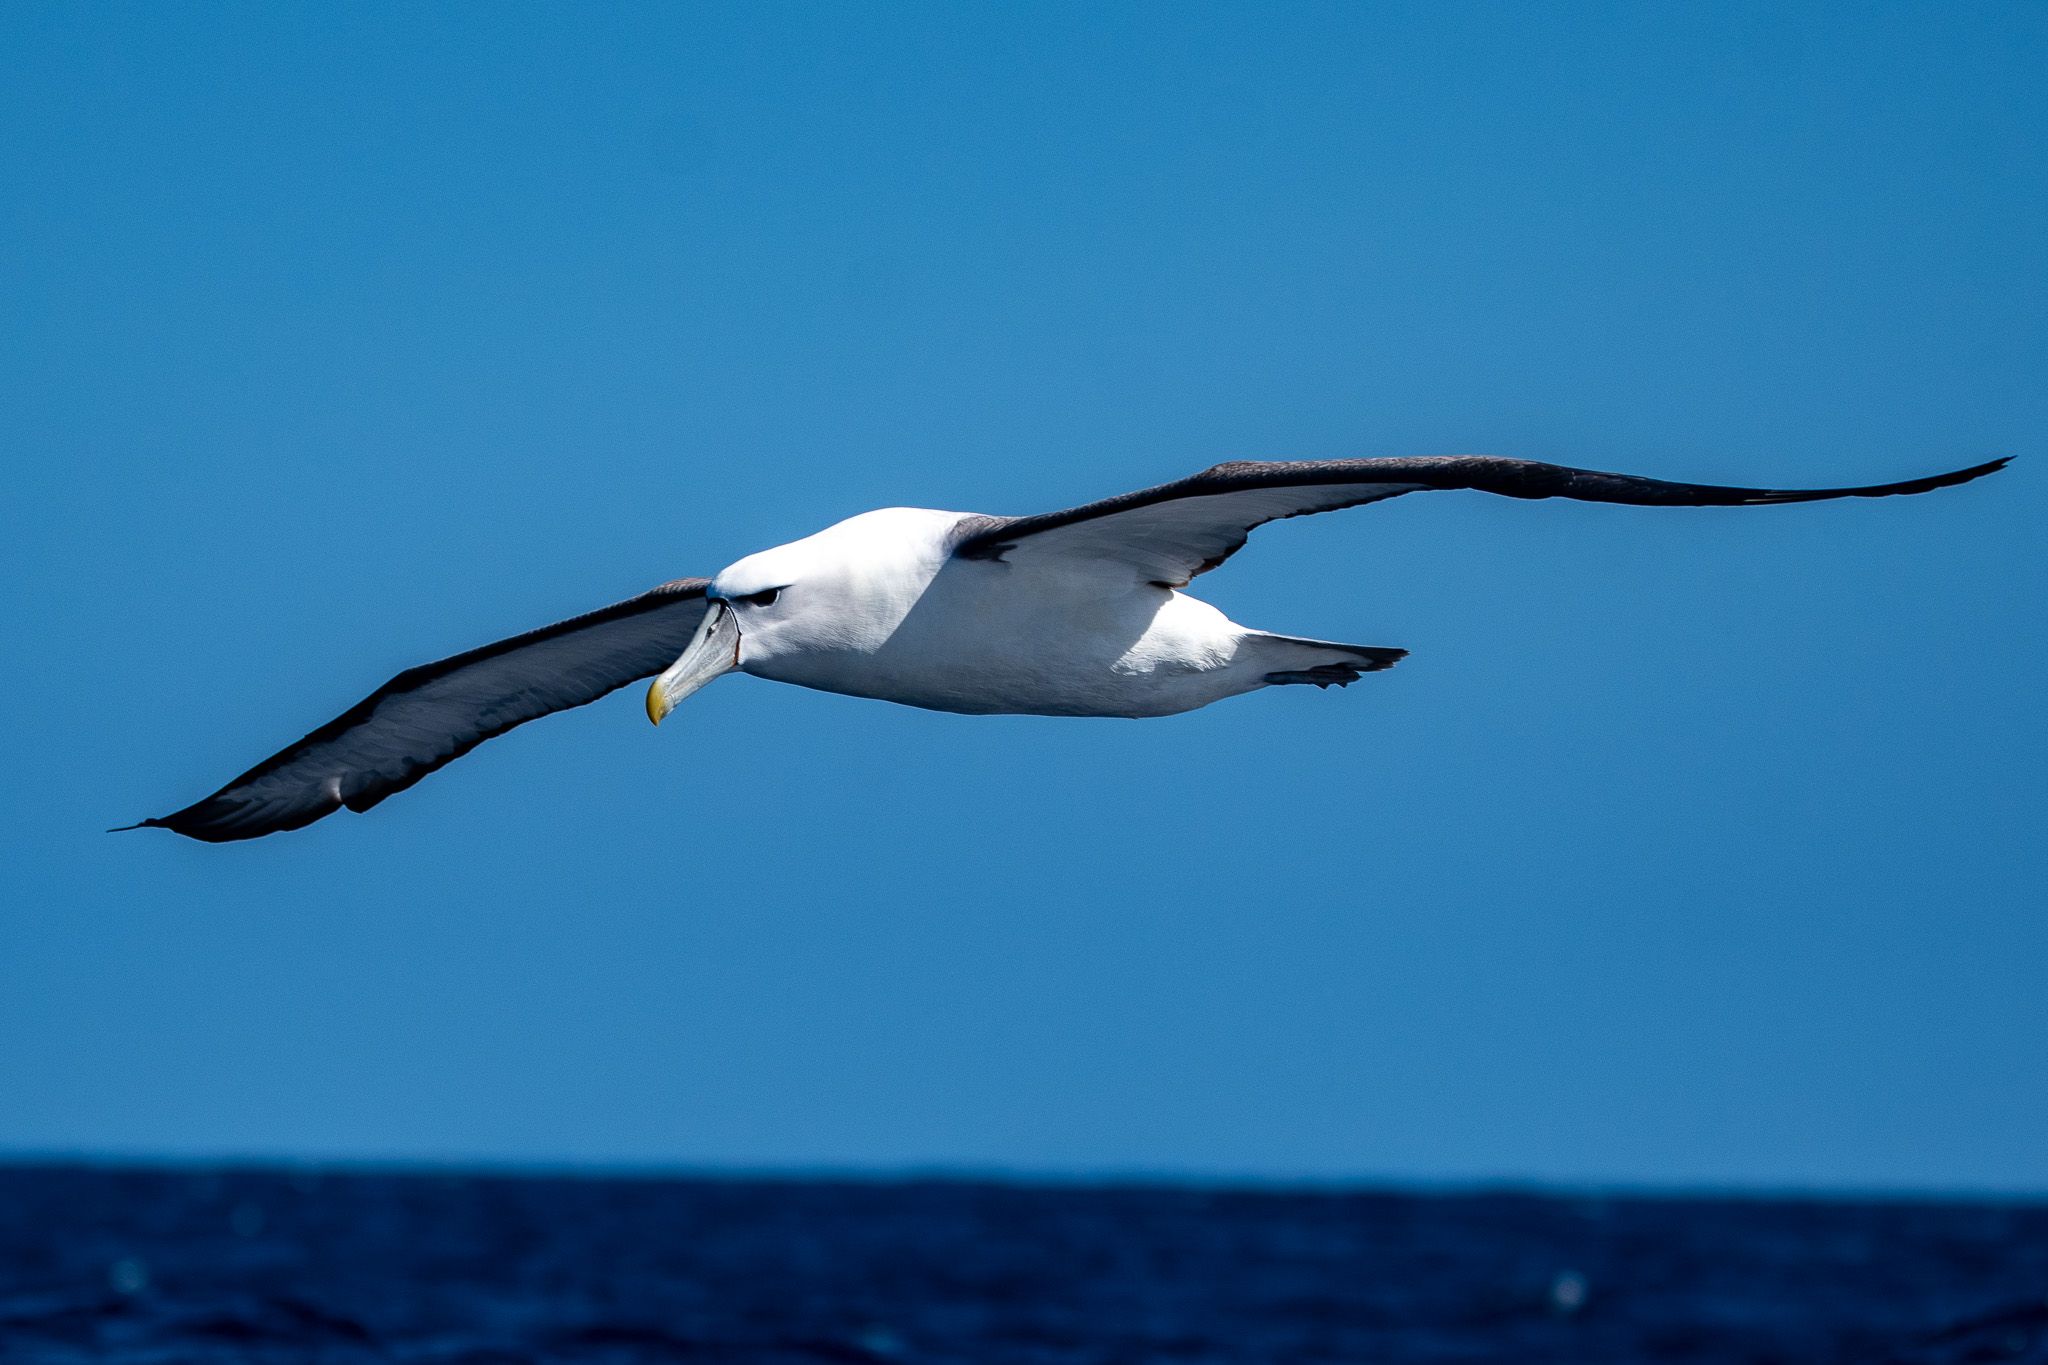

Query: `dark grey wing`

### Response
(129, 577, 711, 842)
(951, 455, 2009, 587)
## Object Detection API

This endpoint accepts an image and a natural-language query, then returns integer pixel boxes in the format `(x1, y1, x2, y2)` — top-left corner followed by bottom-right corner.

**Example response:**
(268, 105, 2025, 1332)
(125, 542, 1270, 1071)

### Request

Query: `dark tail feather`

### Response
(1259, 638, 1408, 689)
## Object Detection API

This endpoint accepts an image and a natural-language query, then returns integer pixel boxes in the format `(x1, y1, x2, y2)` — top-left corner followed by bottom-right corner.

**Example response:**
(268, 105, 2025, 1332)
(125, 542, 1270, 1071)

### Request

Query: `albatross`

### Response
(127, 453, 2006, 841)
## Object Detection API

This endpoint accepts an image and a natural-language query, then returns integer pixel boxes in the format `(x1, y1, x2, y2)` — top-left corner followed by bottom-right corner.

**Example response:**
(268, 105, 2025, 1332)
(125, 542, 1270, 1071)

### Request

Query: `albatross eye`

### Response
(736, 588, 780, 608)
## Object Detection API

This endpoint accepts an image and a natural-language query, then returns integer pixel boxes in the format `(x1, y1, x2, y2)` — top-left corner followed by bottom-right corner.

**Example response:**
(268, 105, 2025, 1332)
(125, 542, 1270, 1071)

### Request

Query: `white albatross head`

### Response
(644, 506, 964, 724)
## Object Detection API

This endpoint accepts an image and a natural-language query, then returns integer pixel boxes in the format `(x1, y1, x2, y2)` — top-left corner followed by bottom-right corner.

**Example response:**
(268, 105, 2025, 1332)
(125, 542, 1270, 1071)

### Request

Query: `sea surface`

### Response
(0, 1164, 2044, 1364)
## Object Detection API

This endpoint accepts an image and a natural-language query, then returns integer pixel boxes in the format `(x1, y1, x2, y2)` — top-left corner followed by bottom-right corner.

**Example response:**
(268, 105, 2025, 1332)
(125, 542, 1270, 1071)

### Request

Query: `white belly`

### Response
(743, 558, 1262, 718)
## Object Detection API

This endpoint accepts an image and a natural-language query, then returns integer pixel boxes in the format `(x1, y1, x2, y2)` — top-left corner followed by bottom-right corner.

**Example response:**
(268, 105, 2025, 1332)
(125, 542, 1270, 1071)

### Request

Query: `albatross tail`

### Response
(1250, 633, 1408, 689)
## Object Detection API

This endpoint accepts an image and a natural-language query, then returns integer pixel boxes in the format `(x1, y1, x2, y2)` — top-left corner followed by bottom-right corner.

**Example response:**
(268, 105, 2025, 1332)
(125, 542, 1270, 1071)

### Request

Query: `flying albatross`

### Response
(125, 453, 2006, 841)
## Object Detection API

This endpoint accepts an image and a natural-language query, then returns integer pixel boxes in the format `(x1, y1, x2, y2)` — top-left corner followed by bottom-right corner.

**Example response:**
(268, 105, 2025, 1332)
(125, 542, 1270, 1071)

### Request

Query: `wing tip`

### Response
(109, 814, 237, 841)
(117, 798, 290, 843)
(1757, 455, 2012, 503)
(1943, 455, 2013, 487)
(109, 811, 227, 841)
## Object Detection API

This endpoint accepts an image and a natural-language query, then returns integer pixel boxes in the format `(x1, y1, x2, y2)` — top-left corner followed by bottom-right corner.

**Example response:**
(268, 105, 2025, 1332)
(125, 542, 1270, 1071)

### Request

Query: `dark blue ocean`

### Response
(1, 1165, 2044, 1364)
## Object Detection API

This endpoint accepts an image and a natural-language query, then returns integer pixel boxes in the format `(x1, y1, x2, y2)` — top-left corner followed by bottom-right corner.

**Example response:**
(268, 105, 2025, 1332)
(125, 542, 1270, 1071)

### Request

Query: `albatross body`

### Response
(675, 506, 1387, 721)
(129, 453, 2007, 841)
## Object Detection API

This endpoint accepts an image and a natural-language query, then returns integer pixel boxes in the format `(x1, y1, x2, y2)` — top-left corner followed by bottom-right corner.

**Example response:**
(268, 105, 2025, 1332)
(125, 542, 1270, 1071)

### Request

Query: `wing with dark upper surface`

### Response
(951, 455, 2010, 587)
(129, 577, 712, 842)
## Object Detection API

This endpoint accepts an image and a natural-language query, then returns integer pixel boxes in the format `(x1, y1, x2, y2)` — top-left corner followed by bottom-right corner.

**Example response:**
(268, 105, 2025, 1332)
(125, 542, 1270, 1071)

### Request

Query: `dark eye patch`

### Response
(736, 588, 780, 607)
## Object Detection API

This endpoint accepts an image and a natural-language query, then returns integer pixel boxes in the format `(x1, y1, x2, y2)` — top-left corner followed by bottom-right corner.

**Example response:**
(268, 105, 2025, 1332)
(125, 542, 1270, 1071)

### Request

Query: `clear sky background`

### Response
(2, 3, 2041, 1193)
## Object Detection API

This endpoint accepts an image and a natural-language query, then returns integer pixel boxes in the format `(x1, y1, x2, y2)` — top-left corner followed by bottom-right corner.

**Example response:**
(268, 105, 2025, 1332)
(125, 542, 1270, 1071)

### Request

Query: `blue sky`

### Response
(2, 3, 2041, 1192)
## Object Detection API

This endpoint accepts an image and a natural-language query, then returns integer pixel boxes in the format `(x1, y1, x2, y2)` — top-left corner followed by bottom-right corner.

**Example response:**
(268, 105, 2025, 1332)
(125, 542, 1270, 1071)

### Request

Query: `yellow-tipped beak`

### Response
(645, 601, 740, 727)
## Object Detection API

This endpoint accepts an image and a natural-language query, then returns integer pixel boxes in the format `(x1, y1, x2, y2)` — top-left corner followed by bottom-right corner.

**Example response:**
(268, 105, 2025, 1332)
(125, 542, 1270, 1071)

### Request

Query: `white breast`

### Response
(736, 512, 1256, 717)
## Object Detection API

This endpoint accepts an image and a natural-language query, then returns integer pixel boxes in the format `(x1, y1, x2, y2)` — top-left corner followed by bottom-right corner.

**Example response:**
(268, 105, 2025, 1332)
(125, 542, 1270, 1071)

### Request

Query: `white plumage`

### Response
(664, 506, 1380, 721)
